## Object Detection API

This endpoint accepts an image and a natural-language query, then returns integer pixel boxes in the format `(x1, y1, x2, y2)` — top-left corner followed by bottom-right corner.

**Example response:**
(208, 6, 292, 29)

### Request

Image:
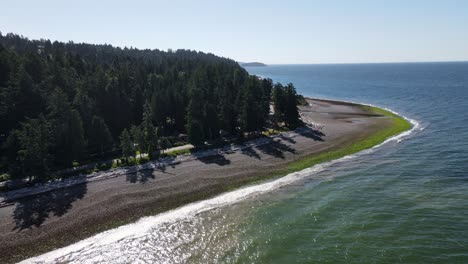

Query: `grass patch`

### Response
(173, 141, 189, 147)
(262, 128, 286, 137)
(160, 148, 192, 158)
(0, 173, 11, 182)
(285, 105, 411, 173)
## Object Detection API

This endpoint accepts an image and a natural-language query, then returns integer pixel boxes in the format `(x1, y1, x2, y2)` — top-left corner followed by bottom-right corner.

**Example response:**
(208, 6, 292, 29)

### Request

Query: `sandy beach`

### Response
(0, 99, 398, 263)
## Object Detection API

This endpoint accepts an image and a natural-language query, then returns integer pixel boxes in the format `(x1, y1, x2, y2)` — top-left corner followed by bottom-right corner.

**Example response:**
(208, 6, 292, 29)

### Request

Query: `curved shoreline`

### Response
(1, 99, 415, 263)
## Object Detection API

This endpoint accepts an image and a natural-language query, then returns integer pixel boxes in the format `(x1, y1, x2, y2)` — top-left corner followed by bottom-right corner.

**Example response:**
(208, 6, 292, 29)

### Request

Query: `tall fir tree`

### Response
(284, 83, 301, 128)
(141, 101, 158, 158)
(89, 115, 113, 157)
(17, 115, 52, 181)
(185, 78, 206, 145)
(120, 128, 134, 161)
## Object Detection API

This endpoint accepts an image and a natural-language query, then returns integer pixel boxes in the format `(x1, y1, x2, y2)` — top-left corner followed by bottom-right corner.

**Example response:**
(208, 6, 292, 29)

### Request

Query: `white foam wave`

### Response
(21, 103, 421, 264)
(371, 105, 421, 144)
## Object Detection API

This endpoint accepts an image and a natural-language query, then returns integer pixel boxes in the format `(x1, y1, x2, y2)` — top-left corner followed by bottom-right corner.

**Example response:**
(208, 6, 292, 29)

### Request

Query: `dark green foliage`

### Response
(284, 83, 301, 128)
(140, 102, 158, 158)
(3, 130, 22, 177)
(0, 33, 298, 180)
(126, 104, 158, 158)
(187, 120, 205, 146)
(238, 76, 272, 132)
(296, 94, 308, 106)
(16, 115, 52, 181)
(272, 83, 286, 123)
(158, 137, 172, 152)
(272, 83, 301, 128)
(185, 74, 206, 145)
(120, 129, 134, 160)
(89, 116, 113, 157)
(67, 109, 87, 163)
(47, 89, 86, 167)
(130, 125, 145, 154)
(0, 66, 44, 135)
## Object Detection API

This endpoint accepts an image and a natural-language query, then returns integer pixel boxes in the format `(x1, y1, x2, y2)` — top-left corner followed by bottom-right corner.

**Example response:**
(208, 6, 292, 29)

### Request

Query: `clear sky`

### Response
(2, 0, 468, 64)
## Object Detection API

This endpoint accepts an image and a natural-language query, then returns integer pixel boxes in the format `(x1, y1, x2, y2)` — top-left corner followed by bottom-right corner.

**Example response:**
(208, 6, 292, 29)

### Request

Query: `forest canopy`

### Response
(0, 32, 300, 180)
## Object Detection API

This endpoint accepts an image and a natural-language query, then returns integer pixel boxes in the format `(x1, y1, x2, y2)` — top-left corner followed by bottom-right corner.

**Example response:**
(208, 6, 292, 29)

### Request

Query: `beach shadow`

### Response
(165, 157, 182, 169)
(278, 134, 296, 144)
(198, 153, 231, 166)
(257, 139, 296, 159)
(12, 177, 88, 231)
(241, 146, 261, 159)
(168, 161, 181, 169)
(126, 168, 155, 183)
(297, 126, 325, 142)
(153, 163, 176, 175)
(159, 156, 182, 169)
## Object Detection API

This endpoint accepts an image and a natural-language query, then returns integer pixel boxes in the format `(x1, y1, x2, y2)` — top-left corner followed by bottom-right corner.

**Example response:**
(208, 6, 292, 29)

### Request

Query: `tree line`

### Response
(0, 32, 300, 181)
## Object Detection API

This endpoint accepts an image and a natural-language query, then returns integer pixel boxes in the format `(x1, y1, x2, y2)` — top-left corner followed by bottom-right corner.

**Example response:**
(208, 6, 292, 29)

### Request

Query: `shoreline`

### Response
(22, 102, 419, 263)
(0, 98, 413, 263)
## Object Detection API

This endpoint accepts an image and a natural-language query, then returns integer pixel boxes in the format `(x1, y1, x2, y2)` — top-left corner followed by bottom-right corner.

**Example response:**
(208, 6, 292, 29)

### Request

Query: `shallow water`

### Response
(25, 63, 468, 263)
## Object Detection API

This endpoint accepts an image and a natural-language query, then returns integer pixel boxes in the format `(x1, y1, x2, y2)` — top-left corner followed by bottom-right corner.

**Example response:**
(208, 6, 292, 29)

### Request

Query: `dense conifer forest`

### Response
(0, 32, 300, 181)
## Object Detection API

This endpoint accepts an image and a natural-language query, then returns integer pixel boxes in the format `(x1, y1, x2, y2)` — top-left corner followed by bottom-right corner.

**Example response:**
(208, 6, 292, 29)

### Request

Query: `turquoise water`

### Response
(26, 63, 468, 263)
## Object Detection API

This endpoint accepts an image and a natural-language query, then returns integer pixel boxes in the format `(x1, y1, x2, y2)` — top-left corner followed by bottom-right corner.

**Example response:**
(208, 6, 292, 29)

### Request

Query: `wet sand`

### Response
(0, 99, 395, 263)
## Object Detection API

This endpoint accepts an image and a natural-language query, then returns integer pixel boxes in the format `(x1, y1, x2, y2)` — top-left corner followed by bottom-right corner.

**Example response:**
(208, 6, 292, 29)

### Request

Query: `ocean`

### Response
(25, 62, 468, 263)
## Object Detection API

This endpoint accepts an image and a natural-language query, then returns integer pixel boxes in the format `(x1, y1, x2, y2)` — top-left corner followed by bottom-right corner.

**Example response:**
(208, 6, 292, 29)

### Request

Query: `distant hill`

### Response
(240, 62, 267, 67)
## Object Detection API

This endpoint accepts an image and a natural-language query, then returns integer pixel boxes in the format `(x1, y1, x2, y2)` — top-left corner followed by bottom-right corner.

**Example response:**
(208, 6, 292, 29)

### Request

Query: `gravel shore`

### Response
(0, 99, 395, 263)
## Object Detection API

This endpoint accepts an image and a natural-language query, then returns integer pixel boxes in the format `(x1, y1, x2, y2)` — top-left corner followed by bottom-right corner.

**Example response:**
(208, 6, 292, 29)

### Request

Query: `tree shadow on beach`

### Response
(297, 126, 325, 142)
(241, 146, 261, 159)
(198, 153, 231, 166)
(126, 168, 156, 184)
(153, 164, 173, 175)
(277, 134, 296, 144)
(12, 176, 88, 231)
(157, 157, 181, 171)
(257, 139, 296, 159)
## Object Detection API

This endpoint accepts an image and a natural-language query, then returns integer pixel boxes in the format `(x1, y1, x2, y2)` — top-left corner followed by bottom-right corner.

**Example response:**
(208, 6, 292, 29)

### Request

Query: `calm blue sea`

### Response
(28, 62, 468, 263)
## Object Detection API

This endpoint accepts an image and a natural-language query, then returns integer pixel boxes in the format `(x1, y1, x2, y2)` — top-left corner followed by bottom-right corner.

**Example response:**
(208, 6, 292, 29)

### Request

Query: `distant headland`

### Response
(240, 62, 267, 67)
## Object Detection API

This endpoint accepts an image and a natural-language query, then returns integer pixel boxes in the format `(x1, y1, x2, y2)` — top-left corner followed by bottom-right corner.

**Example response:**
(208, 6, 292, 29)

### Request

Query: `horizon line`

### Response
(255, 60, 468, 66)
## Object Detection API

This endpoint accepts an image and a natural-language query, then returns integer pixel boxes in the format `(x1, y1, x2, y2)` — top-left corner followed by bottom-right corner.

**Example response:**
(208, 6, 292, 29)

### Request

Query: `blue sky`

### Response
(1, 0, 468, 64)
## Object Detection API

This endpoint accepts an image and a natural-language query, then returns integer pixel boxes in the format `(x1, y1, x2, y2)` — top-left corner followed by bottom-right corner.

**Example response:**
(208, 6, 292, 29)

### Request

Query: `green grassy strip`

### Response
(160, 148, 193, 158)
(286, 105, 411, 173)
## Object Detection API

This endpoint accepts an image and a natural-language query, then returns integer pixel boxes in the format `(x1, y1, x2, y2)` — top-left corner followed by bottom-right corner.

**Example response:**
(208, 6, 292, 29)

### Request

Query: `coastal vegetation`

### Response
(0, 33, 300, 183)
(2, 102, 413, 264)
(0, 70, 413, 263)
